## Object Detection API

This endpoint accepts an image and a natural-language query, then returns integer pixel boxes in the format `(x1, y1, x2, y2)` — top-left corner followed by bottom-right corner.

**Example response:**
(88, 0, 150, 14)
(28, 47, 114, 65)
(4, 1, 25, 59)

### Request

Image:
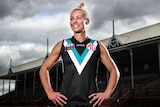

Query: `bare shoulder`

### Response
(54, 40, 63, 48)
(98, 41, 108, 52)
(50, 40, 63, 56)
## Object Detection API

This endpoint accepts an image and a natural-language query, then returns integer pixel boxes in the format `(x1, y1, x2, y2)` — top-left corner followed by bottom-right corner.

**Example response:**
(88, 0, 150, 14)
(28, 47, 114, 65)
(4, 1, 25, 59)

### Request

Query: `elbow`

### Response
(39, 66, 47, 77)
(39, 67, 43, 79)
(115, 68, 120, 83)
(111, 67, 120, 82)
(117, 69, 120, 79)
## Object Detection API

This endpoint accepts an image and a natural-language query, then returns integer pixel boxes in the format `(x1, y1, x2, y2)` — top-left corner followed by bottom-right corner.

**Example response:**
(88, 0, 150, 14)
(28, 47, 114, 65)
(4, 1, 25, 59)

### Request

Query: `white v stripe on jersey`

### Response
(63, 39, 98, 75)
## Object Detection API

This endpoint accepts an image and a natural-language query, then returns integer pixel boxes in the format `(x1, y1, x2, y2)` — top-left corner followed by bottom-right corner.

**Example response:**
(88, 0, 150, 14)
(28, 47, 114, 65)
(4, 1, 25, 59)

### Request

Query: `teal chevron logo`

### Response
(64, 39, 97, 75)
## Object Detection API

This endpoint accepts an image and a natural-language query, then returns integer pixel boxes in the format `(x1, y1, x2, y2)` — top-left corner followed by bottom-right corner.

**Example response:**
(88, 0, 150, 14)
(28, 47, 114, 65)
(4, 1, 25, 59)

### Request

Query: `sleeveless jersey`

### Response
(60, 36, 100, 106)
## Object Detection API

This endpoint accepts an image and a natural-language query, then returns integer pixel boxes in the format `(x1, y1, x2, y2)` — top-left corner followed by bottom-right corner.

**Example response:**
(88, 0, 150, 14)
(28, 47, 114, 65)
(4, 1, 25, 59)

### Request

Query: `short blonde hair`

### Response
(72, 2, 89, 20)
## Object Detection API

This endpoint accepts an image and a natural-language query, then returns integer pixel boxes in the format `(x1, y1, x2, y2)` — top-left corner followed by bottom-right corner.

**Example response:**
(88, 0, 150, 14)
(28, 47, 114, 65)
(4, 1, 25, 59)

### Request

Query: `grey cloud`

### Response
(0, 0, 73, 19)
(0, 42, 47, 67)
(0, 0, 25, 19)
(0, 0, 14, 18)
(91, 0, 160, 30)
(0, 0, 160, 72)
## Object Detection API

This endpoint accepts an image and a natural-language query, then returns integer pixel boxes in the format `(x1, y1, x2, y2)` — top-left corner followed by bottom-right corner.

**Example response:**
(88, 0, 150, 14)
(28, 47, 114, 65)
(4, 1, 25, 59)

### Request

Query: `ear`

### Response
(85, 19, 89, 25)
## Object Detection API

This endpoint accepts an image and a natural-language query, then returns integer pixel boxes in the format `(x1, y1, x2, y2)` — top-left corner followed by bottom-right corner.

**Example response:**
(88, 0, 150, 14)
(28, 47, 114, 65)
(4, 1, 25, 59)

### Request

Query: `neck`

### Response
(74, 31, 87, 43)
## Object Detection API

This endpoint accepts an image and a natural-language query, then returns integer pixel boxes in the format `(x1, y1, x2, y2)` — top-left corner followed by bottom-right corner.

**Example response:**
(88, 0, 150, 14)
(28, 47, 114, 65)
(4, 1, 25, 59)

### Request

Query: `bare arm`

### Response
(39, 41, 62, 94)
(39, 41, 67, 106)
(89, 41, 120, 107)
(99, 41, 120, 97)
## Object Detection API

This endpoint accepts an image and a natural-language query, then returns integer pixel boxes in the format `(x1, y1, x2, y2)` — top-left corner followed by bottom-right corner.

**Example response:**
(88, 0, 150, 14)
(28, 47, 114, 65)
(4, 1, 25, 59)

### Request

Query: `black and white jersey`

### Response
(60, 36, 100, 105)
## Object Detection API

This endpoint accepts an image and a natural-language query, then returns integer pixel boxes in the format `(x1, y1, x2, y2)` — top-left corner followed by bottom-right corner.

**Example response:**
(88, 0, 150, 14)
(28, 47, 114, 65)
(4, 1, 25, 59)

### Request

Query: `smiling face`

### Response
(70, 10, 88, 33)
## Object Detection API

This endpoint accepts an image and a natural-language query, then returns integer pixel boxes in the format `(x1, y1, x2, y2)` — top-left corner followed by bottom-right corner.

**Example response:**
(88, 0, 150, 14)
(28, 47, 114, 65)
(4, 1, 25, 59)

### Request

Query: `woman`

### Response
(39, 3, 120, 107)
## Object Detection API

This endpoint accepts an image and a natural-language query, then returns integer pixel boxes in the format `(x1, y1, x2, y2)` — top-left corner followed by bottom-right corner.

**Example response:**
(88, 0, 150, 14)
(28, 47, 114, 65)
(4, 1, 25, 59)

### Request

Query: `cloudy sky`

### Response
(0, 0, 160, 72)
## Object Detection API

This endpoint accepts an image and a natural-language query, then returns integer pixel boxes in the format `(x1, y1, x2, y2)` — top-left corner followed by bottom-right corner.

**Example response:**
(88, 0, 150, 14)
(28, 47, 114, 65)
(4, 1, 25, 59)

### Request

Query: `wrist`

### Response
(104, 91, 112, 99)
(46, 89, 54, 96)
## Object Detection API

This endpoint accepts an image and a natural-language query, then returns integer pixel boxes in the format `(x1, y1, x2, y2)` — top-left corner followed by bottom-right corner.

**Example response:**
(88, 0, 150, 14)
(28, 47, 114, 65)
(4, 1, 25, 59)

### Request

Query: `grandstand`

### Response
(0, 23, 160, 107)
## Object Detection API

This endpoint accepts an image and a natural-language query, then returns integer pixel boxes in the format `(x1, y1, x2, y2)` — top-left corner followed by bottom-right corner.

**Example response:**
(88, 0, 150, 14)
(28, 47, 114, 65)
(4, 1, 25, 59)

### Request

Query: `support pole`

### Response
(130, 49, 134, 96)
(158, 43, 160, 76)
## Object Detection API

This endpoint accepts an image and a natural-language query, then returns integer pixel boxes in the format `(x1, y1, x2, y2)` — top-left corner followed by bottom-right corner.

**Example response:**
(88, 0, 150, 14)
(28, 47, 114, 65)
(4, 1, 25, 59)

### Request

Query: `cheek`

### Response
(70, 22, 73, 27)
(77, 20, 84, 26)
(70, 22, 71, 26)
(81, 21, 85, 27)
(70, 20, 74, 25)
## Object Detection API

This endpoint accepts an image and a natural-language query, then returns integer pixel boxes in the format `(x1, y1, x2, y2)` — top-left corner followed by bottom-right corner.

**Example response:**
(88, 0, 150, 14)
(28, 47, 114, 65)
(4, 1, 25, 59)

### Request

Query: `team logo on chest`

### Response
(65, 43, 75, 50)
(63, 39, 98, 75)
(86, 43, 96, 51)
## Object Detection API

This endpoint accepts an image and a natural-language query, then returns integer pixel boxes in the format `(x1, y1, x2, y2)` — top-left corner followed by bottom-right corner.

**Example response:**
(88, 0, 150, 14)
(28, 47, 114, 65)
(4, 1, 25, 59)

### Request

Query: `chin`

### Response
(74, 30, 85, 33)
(74, 31, 82, 33)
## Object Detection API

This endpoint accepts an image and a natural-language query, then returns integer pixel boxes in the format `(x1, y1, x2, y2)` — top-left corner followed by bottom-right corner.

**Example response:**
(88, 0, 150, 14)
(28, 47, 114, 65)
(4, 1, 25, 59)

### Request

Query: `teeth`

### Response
(73, 25, 78, 27)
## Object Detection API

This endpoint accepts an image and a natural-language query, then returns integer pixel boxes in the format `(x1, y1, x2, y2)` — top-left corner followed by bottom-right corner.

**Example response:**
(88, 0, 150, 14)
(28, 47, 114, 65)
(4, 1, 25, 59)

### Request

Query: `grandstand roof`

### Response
(0, 57, 45, 77)
(11, 57, 45, 73)
(101, 23, 160, 46)
(0, 23, 160, 77)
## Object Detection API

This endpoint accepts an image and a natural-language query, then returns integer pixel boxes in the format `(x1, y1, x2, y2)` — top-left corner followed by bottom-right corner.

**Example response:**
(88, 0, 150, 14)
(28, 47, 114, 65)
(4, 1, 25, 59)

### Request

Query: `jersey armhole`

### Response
(60, 39, 65, 56)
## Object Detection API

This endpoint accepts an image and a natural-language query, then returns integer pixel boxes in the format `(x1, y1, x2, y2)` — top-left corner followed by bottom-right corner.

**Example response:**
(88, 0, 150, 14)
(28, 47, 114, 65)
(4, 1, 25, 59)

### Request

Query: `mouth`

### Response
(73, 24, 79, 28)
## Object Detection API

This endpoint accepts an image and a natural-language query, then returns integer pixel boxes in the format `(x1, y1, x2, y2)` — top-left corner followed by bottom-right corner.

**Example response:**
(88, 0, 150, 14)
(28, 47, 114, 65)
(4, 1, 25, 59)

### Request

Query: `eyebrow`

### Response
(70, 15, 83, 18)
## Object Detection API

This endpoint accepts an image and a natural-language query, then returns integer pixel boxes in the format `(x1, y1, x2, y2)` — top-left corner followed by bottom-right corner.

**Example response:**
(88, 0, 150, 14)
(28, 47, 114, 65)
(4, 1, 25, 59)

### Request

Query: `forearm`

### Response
(104, 68, 120, 97)
(39, 68, 54, 95)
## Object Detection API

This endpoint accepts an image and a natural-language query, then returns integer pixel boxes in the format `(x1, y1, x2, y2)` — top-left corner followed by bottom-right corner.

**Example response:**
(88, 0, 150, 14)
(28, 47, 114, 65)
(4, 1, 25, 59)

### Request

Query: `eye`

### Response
(70, 17, 73, 21)
(77, 17, 82, 20)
